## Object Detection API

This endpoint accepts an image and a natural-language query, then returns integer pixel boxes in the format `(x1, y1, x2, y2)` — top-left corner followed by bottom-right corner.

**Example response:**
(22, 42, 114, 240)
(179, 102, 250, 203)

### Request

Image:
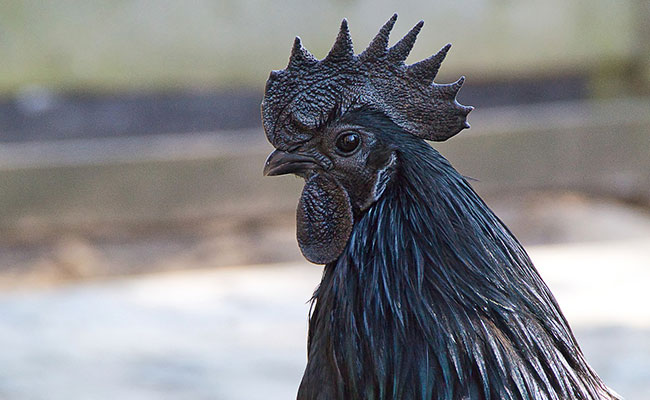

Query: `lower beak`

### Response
(263, 149, 318, 176)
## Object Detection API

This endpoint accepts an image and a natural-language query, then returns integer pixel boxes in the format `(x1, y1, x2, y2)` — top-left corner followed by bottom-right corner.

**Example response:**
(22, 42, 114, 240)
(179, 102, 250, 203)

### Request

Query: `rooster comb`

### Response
(262, 14, 473, 148)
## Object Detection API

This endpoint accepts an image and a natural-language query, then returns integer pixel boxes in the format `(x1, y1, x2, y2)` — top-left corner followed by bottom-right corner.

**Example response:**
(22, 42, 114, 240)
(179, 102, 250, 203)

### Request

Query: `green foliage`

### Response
(0, 0, 638, 93)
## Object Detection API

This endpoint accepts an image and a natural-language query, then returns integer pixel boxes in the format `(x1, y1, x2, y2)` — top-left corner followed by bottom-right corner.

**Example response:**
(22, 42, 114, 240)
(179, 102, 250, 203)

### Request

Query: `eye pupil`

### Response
(336, 133, 360, 153)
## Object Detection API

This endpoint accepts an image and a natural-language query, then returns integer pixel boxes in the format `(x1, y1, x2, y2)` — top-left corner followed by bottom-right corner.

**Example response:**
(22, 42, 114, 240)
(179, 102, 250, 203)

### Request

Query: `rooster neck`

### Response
(343, 142, 540, 315)
(299, 141, 616, 400)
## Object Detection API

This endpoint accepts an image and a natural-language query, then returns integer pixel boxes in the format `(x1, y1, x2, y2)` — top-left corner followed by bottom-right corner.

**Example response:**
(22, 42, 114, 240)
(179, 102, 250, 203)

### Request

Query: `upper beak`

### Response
(263, 149, 318, 176)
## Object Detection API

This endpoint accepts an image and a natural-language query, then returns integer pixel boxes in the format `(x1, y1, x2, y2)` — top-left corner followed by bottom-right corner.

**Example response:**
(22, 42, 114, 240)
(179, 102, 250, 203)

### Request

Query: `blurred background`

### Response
(0, 1, 649, 399)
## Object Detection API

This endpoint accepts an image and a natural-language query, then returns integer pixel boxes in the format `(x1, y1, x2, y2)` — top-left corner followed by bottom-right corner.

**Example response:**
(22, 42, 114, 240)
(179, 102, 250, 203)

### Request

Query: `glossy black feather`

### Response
(297, 110, 618, 400)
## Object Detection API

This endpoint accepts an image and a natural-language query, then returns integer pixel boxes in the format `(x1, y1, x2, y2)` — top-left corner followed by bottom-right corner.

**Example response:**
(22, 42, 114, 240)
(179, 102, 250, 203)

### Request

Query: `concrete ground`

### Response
(0, 194, 649, 400)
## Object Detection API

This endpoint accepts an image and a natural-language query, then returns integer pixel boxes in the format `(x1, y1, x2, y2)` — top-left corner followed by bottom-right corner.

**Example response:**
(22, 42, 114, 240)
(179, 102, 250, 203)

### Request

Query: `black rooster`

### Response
(262, 15, 620, 400)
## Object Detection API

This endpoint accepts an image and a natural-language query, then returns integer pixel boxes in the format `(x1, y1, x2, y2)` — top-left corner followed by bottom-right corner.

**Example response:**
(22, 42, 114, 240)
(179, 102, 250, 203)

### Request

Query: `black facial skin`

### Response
(263, 106, 399, 265)
(265, 106, 397, 219)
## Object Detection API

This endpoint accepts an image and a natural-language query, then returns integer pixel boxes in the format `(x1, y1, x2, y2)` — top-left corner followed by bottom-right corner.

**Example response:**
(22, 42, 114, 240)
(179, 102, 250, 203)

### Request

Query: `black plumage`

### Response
(262, 15, 620, 400)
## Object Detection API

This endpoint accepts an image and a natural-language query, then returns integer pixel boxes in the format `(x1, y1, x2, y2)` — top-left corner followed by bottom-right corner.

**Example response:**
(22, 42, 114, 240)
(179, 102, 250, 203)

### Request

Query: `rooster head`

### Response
(262, 14, 472, 264)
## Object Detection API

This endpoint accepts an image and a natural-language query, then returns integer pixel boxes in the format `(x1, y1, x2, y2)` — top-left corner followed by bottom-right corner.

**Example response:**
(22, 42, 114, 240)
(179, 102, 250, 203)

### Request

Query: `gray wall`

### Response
(1, 98, 647, 235)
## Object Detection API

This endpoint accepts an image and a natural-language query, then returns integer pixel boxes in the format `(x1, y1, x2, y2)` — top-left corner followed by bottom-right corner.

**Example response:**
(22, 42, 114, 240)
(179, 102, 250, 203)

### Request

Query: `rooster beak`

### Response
(263, 149, 318, 176)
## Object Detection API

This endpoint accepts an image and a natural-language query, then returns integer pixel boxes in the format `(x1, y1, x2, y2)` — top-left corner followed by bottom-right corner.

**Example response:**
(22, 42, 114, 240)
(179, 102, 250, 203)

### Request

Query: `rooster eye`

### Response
(335, 132, 361, 154)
